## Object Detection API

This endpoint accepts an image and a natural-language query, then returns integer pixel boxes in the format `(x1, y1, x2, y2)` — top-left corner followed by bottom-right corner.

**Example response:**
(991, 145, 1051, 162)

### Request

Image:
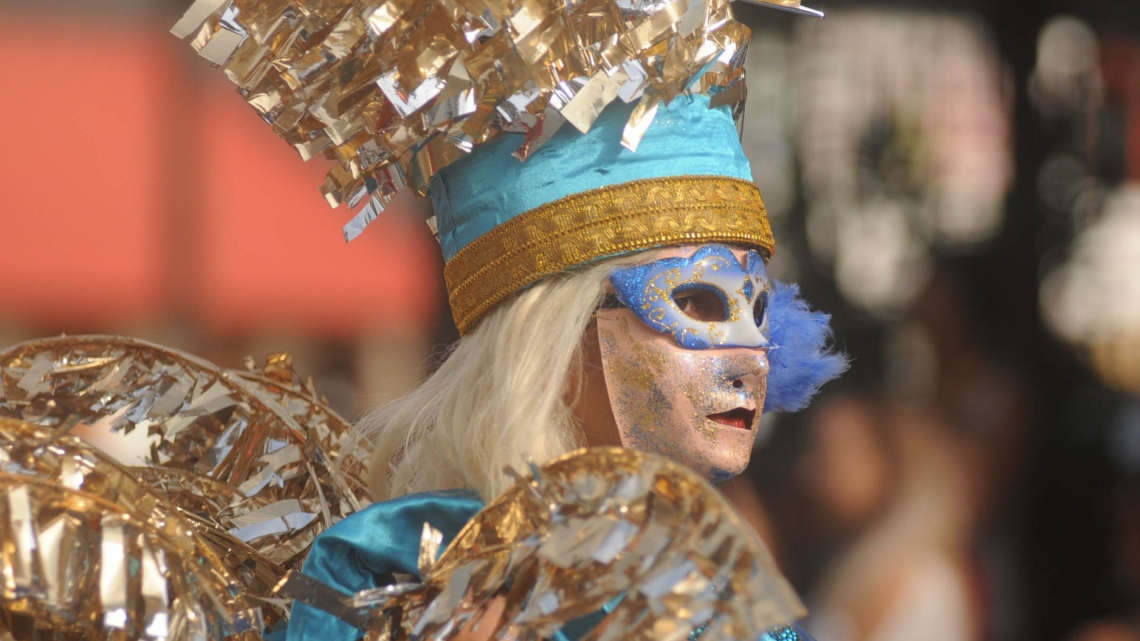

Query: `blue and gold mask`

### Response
(609, 245, 770, 350)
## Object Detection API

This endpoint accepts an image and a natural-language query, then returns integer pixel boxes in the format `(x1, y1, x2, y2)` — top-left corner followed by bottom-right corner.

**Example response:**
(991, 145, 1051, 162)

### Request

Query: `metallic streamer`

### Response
(0, 337, 810, 639)
(0, 447, 263, 640)
(0, 335, 371, 636)
(168, 0, 816, 239)
(288, 447, 805, 640)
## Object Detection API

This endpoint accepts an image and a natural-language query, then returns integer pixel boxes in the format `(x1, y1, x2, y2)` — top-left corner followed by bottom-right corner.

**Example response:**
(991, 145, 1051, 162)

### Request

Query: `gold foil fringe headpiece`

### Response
(173, 0, 817, 241)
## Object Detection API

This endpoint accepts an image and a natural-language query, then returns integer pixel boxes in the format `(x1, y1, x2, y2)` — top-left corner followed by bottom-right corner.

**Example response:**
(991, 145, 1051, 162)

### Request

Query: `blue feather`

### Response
(763, 281, 848, 413)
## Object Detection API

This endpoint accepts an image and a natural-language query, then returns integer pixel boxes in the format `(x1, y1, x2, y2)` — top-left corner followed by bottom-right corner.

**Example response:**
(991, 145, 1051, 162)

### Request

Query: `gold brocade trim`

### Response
(444, 176, 773, 335)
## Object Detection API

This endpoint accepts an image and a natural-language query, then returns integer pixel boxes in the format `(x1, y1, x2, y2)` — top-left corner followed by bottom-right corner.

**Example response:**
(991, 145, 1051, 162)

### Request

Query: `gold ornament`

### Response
(444, 175, 771, 334)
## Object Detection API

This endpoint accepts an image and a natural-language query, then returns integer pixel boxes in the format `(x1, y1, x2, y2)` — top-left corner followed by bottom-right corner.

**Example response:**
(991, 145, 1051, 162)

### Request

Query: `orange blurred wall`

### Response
(0, 10, 440, 339)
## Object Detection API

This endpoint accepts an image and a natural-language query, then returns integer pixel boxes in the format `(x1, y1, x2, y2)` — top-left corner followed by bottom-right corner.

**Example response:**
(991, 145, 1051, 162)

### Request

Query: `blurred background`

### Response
(0, 0, 1138, 640)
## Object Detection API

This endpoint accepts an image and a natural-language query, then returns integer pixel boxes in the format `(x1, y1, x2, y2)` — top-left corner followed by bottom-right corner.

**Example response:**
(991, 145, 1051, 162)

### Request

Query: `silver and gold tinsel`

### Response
(0, 336, 368, 637)
(0, 417, 265, 640)
(280, 447, 805, 641)
(171, 0, 816, 240)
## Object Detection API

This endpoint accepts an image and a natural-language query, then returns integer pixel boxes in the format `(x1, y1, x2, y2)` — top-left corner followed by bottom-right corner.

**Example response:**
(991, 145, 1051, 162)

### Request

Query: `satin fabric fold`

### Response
(285, 490, 483, 641)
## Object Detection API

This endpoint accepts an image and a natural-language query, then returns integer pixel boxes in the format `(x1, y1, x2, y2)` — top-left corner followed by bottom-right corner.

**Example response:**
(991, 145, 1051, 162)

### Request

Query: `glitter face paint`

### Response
(597, 245, 771, 483)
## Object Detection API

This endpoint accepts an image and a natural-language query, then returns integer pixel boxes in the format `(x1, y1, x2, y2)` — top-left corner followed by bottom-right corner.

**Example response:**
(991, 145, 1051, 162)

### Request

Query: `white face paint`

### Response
(597, 245, 772, 483)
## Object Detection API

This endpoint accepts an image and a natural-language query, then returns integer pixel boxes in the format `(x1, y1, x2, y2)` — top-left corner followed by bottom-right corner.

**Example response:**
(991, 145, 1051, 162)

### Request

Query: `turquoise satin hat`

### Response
(433, 95, 774, 334)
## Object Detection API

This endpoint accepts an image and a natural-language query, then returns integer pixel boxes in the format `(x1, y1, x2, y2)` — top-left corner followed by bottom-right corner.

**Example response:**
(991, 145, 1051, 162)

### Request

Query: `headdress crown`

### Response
(174, 0, 820, 331)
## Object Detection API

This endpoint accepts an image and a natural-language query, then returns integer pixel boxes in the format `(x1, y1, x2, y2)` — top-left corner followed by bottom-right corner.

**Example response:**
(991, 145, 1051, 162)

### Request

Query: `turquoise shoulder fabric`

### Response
(429, 94, 754, 261)
(285, 490, 483, 641)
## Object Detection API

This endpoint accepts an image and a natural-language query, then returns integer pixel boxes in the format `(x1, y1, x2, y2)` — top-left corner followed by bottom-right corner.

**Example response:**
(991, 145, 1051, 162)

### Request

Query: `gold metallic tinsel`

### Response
(0, 336, 371, 636)
(168, 0, 806, 241)
(0, 417, 264, 640)
(279, 447, 805, 640)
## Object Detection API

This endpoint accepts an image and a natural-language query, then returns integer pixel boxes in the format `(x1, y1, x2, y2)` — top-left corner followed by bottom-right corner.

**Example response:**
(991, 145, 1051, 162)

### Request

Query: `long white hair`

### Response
(354, 252, 657, 501)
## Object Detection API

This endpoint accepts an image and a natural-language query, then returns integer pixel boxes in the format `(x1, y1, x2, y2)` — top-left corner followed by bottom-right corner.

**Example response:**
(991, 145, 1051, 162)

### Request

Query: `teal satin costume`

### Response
(285, 491, 482, 641)
(285, 491, 812, 641)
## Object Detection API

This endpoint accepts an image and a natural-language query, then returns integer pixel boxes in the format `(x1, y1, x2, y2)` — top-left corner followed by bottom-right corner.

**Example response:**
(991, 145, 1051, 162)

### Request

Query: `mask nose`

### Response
(727, 359, 768, 391)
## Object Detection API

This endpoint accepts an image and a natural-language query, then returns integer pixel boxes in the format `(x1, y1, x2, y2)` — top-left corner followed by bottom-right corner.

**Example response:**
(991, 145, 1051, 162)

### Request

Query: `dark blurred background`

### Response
(1, 1, 1138, 640)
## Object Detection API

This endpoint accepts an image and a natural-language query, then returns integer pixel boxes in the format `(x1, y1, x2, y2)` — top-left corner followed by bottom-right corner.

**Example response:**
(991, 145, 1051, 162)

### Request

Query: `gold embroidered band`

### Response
(444, 176, 773, 335)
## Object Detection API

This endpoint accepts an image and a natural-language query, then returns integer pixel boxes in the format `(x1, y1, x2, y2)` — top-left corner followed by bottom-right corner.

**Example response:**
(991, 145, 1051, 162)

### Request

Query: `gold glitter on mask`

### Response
(596, 302, 768, 484)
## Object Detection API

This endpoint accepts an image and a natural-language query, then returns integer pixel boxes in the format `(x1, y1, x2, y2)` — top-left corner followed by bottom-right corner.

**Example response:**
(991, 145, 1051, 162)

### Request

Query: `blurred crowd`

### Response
(1, 1, 1138, 640)
(734, 257, 1140, 641)
(724, 4, 1140, 640)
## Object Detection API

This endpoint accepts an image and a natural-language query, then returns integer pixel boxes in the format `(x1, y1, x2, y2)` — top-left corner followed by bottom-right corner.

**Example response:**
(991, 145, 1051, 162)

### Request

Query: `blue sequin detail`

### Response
(768, 626, 800, 641)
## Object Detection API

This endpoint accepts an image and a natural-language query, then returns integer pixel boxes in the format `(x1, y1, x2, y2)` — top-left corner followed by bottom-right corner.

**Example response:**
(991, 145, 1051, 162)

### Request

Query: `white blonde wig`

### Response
(356, 252, 658, 502)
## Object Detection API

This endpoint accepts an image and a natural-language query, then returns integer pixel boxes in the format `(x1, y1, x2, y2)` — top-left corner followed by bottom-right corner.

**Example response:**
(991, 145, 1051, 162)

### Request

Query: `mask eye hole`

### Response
(671, 285, 729, 322)
(753, 290, 769, 328)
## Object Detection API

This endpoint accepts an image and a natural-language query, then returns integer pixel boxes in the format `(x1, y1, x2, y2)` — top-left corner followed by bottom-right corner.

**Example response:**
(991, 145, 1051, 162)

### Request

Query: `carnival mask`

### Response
(596, 245, 771, 483)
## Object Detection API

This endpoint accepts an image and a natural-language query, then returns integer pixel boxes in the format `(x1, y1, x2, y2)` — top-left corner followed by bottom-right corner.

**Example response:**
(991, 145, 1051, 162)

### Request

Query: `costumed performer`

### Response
(287, 44, 846, 641)
(168, 0, 847, 638)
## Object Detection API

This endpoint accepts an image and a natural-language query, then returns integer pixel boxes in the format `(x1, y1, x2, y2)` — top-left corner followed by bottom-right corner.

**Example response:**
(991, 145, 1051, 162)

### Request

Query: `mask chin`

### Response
(594, 308, 768, 484)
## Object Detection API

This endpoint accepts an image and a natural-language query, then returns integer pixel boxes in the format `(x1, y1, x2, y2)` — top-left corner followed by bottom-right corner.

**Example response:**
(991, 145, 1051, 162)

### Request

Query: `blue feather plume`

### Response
(763, 281, 848, 413)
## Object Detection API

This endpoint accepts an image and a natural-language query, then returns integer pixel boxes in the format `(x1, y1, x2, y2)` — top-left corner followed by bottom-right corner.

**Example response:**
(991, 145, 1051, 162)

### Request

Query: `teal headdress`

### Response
(433, 94, 774, 332)
(174, 0, 822, 332)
